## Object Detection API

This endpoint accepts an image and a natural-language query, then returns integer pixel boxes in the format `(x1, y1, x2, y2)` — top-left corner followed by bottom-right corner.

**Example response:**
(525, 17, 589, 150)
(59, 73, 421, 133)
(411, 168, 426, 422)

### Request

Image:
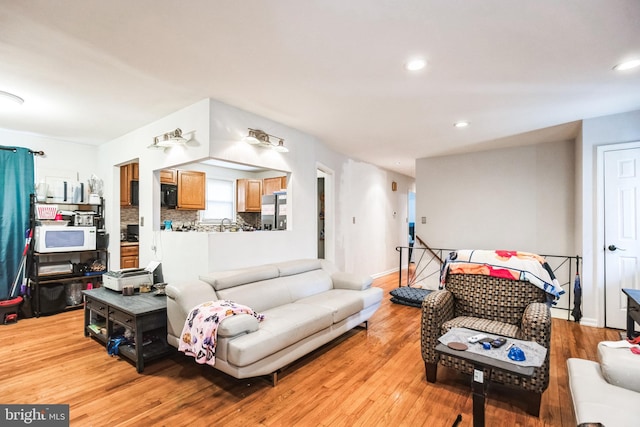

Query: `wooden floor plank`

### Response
(0, 270, 620, 426)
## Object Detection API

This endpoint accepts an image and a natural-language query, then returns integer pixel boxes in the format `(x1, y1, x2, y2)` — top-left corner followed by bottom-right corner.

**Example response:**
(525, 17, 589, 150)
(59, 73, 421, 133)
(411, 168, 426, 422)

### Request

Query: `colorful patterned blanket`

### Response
(178, 300, 264, 366)
(440, 250, 565, 301)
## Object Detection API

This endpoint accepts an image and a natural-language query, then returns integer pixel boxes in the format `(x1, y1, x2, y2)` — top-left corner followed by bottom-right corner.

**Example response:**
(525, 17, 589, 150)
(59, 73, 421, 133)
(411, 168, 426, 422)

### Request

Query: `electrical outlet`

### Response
(352, 216, 356, 224)
(421, 217, 426, 224)
(140, 216, 144, 226)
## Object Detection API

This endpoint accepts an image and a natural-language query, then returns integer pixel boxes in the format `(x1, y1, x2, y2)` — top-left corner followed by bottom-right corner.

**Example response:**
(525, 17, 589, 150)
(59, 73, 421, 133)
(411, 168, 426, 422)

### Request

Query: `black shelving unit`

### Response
(28, 194, 109, 317)
(30, 249, 108, 316)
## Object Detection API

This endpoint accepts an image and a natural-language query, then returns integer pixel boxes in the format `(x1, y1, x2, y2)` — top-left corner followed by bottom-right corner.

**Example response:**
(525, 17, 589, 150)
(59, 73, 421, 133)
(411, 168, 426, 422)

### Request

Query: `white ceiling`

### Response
(1, 1, 639, 177)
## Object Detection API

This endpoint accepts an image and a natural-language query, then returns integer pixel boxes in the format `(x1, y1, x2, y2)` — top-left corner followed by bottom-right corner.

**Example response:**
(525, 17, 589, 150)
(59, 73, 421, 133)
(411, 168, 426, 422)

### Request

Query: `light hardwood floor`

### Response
(0, 271, 620, 427)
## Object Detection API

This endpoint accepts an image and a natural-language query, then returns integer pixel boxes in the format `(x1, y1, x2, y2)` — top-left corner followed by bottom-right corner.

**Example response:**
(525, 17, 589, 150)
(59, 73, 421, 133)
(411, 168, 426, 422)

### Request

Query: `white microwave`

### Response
(34, 226, 97, 253)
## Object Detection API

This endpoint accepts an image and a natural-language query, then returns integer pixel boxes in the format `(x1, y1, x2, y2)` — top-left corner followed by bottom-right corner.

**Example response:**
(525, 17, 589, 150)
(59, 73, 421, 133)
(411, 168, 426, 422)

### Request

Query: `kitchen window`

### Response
(200, 178, 234, 223)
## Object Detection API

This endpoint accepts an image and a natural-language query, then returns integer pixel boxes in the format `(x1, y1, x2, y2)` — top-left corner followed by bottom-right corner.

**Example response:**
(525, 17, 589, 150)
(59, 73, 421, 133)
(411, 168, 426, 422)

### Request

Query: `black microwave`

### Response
(161, 184, 177, 208)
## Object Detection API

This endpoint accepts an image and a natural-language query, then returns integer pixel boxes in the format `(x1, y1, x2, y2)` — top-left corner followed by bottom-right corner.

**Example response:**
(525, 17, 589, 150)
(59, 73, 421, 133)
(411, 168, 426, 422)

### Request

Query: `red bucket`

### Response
(0, 296, 23, 324)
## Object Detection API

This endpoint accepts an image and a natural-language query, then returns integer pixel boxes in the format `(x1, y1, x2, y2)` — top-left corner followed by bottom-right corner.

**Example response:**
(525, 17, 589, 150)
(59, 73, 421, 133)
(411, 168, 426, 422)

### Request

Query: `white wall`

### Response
(92, 98, 413, 283)
(339, 160, 415, 277)
(415, 140, 575, 255)
(0, 129, 97, 186)
(579, 109, 640, 327)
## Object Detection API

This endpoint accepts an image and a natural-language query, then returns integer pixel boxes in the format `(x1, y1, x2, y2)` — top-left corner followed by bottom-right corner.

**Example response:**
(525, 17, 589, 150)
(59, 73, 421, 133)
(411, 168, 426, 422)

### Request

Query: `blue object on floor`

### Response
(389, 286, 433, 307)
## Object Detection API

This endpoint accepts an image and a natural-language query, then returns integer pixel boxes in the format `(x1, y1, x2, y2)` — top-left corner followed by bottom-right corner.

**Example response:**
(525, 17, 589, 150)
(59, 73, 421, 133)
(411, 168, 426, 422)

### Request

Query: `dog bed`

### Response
(389, 286, 432, 307)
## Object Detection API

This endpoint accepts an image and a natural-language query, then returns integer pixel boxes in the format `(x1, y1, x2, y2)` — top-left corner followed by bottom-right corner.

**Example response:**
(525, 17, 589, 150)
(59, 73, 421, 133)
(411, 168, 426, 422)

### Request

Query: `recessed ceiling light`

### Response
(613, 59, 640, 71)
(405, 58, 427, 71)
(454, 121, 469, 128)
(0, 90, 24, 106)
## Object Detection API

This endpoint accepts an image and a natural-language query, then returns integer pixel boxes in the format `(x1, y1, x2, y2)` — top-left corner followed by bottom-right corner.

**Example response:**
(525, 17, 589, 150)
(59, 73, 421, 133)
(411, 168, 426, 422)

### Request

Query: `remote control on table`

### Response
(467, 334, 488, 343)
(491, 338, 507, 348)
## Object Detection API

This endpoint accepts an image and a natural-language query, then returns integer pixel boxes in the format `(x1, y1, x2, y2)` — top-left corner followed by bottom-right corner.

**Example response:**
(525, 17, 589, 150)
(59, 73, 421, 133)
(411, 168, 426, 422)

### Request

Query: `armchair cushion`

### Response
(442, 316, 519, 338)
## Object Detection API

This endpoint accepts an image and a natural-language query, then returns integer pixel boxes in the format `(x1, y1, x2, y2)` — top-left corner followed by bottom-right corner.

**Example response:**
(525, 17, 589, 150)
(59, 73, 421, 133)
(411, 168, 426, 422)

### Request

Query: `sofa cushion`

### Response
(282, 269, 333, 301)
(226, 303, 334, 367)
(277, 259, 322, 277)
(296, 290, 366, 323)
(568, 357, 640, 427)
(200, 265, 279, 291)
(598, 342, 640, 393)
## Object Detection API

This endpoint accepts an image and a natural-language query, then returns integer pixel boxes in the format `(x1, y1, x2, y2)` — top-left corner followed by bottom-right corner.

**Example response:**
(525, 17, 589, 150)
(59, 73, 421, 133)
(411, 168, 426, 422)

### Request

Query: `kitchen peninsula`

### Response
(157, 227, 301, 289)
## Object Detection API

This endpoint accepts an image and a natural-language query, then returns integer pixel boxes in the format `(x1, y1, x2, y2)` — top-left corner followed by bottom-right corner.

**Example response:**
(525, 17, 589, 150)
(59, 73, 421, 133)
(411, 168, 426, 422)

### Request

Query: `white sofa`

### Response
(166, 259, 383, 384)
(567, 342, 640, 427)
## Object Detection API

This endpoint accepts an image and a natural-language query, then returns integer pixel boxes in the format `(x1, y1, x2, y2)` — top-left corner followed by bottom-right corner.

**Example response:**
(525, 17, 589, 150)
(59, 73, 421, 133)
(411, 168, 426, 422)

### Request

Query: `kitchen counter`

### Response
(120, 241, 139, 247)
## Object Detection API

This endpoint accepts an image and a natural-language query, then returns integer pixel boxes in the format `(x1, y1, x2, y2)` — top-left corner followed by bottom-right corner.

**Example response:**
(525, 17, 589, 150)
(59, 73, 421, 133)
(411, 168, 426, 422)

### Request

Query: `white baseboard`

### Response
(371, 267, 398, 279)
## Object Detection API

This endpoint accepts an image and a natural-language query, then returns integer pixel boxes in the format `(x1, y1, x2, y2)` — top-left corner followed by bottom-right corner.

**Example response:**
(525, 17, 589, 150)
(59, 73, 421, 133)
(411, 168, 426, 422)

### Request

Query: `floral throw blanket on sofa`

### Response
(440, 249, 565, 302)
(179, 300, 264, 366)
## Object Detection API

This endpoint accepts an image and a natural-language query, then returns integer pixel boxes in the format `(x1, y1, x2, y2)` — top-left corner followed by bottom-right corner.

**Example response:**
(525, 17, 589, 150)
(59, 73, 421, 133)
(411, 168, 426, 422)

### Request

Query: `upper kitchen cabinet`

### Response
(177, 170, 206, 210)
(131, 163, 139, 181)
(237, 179, 262, 212)
(120, 163, 138, 206)
(160, 169, 177, 185)
(263, 176, 287, 195)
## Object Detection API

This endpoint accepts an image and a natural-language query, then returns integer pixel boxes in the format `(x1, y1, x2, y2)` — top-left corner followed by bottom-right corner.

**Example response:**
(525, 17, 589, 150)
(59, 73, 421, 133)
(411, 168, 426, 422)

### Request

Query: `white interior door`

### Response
(604, 147, 640, 329)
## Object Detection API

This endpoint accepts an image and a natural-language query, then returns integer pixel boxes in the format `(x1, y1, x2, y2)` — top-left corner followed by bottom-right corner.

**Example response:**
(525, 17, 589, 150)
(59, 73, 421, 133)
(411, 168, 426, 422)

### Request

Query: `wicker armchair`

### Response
(420, 273, 551, 416)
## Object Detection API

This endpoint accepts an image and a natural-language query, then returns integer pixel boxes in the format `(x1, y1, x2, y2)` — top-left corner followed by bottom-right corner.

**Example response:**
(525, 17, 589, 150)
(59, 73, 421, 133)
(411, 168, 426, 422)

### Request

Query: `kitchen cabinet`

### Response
(177, 170, 206, 210)
(120, 163, 139, 206)
(263, 176, 287, 195)
(131, 163, 139, 180)
(121, 243, 139, 268)
(237, 179, 263, 212)
(160, 169, 177, 185)
(120, 165, 131, 206)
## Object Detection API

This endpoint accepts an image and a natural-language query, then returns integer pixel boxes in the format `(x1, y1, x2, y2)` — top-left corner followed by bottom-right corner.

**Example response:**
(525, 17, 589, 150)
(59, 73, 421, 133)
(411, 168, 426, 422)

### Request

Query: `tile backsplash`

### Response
(120, 206, 199, 230)
(160, 208, 199, 227)
(121, 206, 139, 228)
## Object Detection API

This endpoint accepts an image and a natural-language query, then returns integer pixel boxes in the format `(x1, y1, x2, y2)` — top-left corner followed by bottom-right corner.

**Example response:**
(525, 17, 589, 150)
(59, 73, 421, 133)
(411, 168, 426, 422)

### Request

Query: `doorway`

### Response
(603, 143, 640, 329)
(316, 165, 334, 262)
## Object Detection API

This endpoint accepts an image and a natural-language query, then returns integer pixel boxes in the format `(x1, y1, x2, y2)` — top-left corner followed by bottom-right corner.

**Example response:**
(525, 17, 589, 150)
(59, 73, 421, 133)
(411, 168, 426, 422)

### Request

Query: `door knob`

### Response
(608, 244, 626, 251)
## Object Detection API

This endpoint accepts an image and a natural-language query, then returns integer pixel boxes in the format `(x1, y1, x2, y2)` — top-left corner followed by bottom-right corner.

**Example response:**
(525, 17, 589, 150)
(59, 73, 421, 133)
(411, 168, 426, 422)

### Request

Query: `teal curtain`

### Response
(0, 146, 34, 298)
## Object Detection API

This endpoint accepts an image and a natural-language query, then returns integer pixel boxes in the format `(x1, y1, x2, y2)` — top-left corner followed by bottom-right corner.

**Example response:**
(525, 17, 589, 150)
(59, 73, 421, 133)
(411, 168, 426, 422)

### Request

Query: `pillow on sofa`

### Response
(598, 341, 640, 393)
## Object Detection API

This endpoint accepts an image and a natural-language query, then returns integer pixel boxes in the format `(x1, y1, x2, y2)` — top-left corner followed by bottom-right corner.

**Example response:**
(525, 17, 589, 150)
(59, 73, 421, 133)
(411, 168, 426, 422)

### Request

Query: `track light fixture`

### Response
(243, 128, 288, 153)
(148, 128, 188, 149)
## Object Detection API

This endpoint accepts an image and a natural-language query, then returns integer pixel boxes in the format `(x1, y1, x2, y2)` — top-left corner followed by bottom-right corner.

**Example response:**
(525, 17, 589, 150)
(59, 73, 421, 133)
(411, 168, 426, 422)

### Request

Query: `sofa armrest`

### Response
(166, 280, 218, 316)
(332, 272, 373, 291)
(598, 342, 640, 393)
(218, 314, 260, 337)
(421, 290, 454, 364)
(520, 302, 551, 347)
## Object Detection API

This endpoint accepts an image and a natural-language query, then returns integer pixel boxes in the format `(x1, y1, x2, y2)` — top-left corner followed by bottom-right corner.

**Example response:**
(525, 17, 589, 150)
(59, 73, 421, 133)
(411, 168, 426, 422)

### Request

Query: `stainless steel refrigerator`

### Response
(261, 191, 287, 230)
